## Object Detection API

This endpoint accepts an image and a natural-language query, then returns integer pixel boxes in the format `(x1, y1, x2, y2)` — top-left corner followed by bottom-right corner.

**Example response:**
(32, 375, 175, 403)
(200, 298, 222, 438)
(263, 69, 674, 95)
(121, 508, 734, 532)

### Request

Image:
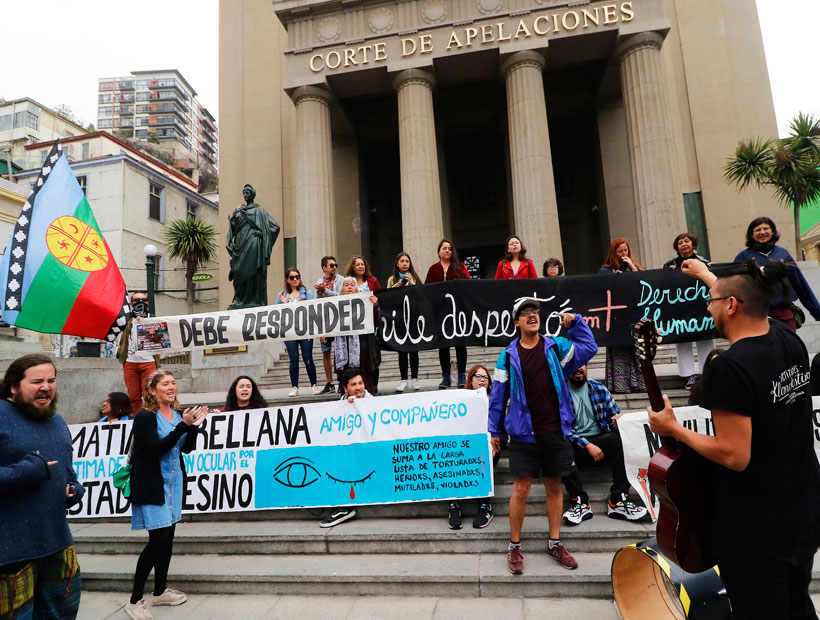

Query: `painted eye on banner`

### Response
(326, 470, 376, 500)
(273, 457, 321, 488)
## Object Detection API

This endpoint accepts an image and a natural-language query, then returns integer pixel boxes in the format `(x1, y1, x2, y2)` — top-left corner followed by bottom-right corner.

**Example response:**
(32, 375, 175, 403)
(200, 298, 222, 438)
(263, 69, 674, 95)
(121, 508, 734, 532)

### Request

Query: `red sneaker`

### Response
(507, 546, 524, 575)
(547, 542, 578, 570)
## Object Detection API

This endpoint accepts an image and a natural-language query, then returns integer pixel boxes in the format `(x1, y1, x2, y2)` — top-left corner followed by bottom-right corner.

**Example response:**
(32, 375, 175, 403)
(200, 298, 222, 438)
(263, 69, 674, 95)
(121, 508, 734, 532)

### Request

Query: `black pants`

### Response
(562, 431, 629, 504)
(438, 347, 467, 376)
(715, 529, 818, 620)
(130, 524, 176, 604)
(398, 351, 419, 380)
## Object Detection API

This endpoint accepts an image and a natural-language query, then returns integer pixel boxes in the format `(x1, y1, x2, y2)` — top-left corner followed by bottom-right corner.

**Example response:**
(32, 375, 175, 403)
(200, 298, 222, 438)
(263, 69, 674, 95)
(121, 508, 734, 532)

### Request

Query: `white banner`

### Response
(68, 389, 493, 519)
(135, 293, 374, 354)
(618, 397, 820, 521)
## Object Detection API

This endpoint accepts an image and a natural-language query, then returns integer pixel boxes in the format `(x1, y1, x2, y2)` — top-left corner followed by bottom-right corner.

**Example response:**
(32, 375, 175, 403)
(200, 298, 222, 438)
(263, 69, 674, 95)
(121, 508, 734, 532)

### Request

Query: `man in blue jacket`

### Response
(0, 354, 85, 619)
(489, 298, 597, 575)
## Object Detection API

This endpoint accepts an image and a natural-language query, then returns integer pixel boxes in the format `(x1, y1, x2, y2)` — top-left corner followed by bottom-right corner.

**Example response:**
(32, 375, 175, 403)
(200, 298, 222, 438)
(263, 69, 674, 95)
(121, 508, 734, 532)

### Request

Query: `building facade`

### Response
(0, 98, 89, 174)
(12, 132, 220, 316)
(97, 70, 219, 170)
(218, 0, 785, 306)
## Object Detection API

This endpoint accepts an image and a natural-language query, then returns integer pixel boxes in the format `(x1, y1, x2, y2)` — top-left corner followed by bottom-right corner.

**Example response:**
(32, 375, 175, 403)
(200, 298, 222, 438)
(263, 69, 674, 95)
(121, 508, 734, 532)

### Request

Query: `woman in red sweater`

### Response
(424, 239, 471, 388)
(494, 235, 537, 279)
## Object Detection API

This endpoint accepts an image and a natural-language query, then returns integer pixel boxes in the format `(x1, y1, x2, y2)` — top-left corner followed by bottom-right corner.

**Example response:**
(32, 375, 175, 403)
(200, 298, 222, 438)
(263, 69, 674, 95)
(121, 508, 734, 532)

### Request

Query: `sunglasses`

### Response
(288, 275, 301, 280)
(327, 263, 338, 268)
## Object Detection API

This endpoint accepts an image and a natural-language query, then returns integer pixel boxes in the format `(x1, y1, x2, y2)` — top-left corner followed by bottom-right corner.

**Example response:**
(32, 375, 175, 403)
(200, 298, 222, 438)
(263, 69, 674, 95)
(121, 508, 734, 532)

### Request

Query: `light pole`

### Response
(144, 244, 158, 316)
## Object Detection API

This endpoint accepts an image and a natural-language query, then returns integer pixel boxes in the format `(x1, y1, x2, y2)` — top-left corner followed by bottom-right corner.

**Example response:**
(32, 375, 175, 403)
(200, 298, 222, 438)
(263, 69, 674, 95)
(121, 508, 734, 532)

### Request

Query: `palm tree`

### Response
(725, 112, 820, 253)
(163, 218, 218, 314)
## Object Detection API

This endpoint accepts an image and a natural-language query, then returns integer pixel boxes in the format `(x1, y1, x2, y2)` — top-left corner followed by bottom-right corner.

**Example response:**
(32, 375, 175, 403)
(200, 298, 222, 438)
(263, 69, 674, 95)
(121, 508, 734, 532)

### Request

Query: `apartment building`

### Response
(97, 70, 218, 170)
(0, 98, 88, 175)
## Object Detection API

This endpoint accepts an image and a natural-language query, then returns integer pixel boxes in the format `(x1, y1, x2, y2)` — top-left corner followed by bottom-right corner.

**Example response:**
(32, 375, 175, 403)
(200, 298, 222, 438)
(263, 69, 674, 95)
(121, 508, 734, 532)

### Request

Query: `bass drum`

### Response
(612, 539, 731, 620)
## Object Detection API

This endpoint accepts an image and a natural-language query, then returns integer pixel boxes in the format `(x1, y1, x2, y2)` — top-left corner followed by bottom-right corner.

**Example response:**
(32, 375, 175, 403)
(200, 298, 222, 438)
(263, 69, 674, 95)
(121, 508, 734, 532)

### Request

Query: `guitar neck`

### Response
(637, 351, 680, 450)
(637, 357, 665, 413)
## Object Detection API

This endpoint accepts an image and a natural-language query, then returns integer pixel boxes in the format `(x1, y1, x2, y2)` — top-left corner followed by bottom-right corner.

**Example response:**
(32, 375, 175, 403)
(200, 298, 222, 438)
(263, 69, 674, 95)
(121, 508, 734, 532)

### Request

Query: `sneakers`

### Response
(311, 384, 322, 395)
(320, 382, 335, 394)
(288, 386, 298, 397)
(547, 541, 578, 570)
(319, 507, 357, 527)
(472, 503, 493, 528)
(507, 546, 524, 575)
(396, 380, 408, 392)
(448, 501, 463, 530)
(607, 495, 648, 521)
(152, 588, 187, 606)
(562, 497, 593, 525)
(457, 373, 467, 388)
(439, 374, 451, 389)
(412, 378, 420, 390)
(124, 599, 153, 620)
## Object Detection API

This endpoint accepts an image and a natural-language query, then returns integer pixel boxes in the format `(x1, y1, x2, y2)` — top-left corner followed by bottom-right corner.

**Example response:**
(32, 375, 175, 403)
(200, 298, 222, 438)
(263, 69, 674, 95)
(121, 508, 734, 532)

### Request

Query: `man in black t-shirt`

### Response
(649, 259, 820, 620)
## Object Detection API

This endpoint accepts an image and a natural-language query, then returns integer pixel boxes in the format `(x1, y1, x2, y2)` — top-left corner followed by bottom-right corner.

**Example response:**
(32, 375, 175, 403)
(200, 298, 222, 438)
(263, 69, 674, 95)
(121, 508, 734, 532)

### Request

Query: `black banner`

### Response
(376, 268, 716, 351)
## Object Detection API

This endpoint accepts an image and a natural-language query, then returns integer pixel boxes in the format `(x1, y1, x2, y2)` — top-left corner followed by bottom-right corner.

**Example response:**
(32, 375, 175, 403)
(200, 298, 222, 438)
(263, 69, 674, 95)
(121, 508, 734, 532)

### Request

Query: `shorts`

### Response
(508, 432, 574, 479)
(321, 337, 334, 353)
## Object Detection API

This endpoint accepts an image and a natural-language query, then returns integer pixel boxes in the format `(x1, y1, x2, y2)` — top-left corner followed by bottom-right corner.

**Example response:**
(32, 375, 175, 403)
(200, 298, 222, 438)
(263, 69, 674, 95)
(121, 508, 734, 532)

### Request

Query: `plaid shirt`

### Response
(567, 378, 620, 447)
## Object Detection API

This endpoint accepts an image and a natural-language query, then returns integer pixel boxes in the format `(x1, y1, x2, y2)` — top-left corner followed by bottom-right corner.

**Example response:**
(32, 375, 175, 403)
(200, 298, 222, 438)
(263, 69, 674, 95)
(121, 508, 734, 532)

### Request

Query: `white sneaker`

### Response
(288, 386, 298, 397)
(124, 599, 153, 620)
(152, 588, 187, 606)
(396, 380, 408, 392)
(412, 378, 420, 390)
(311, 384, 322, 395)
(562, 498, 593, 525)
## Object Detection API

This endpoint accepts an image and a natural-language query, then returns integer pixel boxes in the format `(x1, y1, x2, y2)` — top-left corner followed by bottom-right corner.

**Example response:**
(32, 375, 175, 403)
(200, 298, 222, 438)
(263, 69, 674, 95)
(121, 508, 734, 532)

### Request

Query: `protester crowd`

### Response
(5, 217, 819, 619)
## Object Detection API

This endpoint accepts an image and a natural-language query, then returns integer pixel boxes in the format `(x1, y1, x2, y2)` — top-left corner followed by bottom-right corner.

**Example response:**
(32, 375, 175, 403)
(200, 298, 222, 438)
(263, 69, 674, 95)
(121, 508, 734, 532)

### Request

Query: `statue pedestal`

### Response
(189, 340, 284, 393)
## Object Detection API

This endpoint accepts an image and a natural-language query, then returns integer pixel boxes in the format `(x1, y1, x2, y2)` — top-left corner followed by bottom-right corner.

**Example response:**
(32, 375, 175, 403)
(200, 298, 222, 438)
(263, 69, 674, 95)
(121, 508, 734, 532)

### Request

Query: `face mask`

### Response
(132, 301, 149, 318)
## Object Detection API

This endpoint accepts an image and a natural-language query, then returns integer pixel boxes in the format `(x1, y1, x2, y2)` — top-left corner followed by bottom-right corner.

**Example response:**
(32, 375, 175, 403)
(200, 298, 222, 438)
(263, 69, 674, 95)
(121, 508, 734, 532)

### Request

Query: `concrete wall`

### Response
(218, 0, 290, 311)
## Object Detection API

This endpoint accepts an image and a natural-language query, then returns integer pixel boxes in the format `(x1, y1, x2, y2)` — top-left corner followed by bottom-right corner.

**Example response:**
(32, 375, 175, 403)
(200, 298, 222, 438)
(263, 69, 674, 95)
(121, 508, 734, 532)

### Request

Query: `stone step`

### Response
(71, 516, 654, 556)
(78, 550, 618, 598)
(71, 548, 820, 598)
(70, 478, 635, 526)
(77, 591, 623, 620)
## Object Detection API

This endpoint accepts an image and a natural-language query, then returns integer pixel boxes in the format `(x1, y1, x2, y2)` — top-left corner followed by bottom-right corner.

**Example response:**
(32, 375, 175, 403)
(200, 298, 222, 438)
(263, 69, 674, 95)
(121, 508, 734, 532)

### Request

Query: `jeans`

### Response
(562, 432, 630, 503)
(438, 347, 467, 376)
(123, 361, 157, 415)
(285, 339, 317, 387)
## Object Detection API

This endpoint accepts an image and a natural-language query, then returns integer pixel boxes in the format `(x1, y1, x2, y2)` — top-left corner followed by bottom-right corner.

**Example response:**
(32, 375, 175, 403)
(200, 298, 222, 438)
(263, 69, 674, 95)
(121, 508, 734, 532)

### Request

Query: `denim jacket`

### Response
(488, 314, 598, 442)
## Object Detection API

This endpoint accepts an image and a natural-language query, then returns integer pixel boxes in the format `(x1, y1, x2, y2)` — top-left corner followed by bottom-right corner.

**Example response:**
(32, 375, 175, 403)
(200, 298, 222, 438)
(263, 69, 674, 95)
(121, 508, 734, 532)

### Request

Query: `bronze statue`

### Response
(226, 184, 281, 309)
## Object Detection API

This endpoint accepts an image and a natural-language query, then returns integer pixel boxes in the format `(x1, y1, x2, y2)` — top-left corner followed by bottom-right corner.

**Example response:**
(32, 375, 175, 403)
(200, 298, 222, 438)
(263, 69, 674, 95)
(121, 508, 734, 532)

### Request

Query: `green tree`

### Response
(725, 112, 820, 252)
(163, 217, 217, 314)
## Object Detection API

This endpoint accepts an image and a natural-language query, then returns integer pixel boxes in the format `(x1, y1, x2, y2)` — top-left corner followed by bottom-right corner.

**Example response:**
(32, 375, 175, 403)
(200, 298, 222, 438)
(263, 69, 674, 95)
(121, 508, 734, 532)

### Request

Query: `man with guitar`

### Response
(489, 298, 597, 574)
(648, 258, 820, 619)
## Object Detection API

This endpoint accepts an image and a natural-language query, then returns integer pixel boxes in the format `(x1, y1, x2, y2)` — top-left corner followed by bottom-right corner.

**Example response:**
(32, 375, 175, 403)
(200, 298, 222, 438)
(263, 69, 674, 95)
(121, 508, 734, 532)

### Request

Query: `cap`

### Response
(512, 297, 540, 319)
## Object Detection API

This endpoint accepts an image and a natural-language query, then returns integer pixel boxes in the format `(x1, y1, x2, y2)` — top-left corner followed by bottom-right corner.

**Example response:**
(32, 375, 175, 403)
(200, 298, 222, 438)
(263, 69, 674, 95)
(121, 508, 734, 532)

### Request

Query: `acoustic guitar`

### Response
(633, 318, 716, 574)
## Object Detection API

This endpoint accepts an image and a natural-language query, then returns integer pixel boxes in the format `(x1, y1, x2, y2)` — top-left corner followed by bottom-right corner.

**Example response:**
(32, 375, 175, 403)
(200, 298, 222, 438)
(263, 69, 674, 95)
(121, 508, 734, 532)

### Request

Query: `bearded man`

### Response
(0, 354, 85, 619)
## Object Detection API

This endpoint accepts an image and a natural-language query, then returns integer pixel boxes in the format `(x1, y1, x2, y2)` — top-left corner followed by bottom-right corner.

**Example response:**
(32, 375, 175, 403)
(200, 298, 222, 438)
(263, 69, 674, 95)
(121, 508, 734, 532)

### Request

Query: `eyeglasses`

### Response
(753, 226, 772, 233)
(705, 295, 743, 305)
(288, 275, 301, 280)
(327, 263, 337, 268)
(472, 374, 489, 382)
(518, 308, 538, 317)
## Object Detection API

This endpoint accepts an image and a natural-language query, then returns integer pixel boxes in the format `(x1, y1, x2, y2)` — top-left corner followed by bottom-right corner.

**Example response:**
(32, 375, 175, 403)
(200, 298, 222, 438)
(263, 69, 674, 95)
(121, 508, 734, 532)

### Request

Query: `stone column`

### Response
(292, 85, 336, 274)
(393, 69, 444, 264)
(617, 32, 686, 268)
(502, 50, 563, 264)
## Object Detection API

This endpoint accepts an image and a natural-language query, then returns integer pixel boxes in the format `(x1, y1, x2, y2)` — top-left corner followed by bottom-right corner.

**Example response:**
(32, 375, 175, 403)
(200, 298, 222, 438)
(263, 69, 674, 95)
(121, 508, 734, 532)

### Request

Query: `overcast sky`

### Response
(1, 0, 817, 137)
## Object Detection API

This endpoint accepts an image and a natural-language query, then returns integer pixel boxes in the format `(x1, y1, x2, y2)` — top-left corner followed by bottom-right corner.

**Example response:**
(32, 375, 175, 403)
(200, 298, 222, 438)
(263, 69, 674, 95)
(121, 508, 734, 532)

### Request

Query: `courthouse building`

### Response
(219, 0, 783, 303)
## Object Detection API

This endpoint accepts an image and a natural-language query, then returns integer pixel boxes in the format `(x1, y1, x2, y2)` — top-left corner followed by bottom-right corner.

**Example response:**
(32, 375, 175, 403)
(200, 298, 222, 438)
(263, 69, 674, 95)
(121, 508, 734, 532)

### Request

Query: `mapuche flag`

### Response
(0, 142, 130, 342)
